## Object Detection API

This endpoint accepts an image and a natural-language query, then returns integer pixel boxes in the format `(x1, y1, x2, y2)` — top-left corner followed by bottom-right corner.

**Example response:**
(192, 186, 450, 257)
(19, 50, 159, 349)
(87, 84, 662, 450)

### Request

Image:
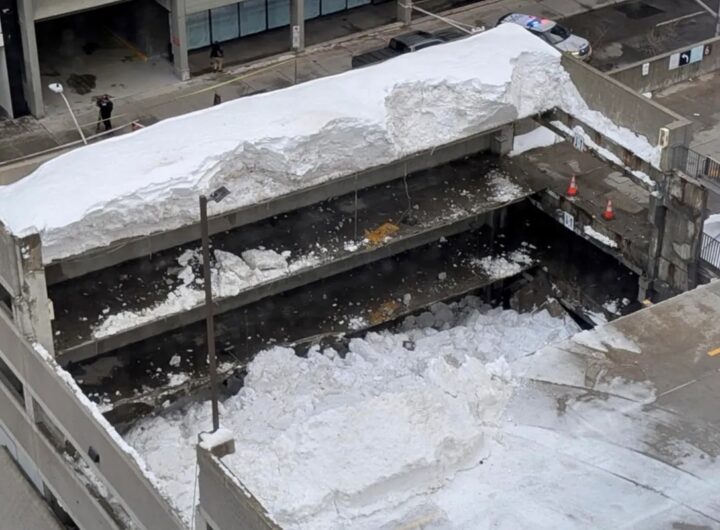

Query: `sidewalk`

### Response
(0, 0, 627, 185)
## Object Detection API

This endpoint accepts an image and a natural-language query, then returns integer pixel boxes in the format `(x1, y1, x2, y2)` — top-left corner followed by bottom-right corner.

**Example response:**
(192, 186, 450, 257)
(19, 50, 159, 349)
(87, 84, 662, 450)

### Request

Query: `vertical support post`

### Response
(200, 196, 220, 432)
(170, 0, 190, 81)
(17, 0, 43, 117)
(397, 0, 412, 26)
(290, 0, 305, 52)
(12, 233, 54, 356)
(716, 1, 720, 37)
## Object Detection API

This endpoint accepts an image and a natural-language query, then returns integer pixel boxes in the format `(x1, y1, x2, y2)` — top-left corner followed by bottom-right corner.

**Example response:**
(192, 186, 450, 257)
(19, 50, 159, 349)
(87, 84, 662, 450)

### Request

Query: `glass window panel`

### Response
(210, 4, 240, 42)
(304, 0, 320, 19)
(321, 0, 346, 15)
(240, 0, 267, 36)
(267, 0, 290, 29)
(346, 0, 369, 8)
(186, 11, 211, 50)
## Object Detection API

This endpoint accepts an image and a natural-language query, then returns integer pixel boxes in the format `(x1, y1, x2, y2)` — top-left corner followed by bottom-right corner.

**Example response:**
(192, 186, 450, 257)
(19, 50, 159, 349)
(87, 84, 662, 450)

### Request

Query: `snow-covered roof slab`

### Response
(0, 24, 659, 264)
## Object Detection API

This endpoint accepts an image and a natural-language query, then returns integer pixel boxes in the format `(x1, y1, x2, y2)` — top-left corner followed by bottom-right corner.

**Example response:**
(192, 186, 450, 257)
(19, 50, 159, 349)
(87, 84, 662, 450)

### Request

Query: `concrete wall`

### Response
(197, 446, 280, 530)
(561, 56, 692, 171)
(610, 36, 720, 94)
(654, 172, 707, 294)
(0, 24, 13, 118)
(0, 308, 186, 529)
(34, 0, 130, 20)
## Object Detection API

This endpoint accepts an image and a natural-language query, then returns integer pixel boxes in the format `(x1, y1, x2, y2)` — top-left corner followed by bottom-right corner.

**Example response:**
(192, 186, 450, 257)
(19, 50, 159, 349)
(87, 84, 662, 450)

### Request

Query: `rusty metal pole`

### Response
(200, 195, 220, 432)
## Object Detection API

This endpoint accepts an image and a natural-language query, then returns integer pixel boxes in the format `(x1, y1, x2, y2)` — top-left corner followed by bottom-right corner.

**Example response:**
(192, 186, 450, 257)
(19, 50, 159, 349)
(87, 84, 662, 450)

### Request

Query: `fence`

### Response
(701, 232, 720, 269)
(673, 146, 720, 186)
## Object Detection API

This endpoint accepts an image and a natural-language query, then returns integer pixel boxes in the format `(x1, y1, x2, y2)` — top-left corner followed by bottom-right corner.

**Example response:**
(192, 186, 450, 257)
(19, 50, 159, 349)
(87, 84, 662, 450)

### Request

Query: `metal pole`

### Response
(716, 0, 720, 36)
(200, 195, 220, 432)
(60, 93, 87, 145)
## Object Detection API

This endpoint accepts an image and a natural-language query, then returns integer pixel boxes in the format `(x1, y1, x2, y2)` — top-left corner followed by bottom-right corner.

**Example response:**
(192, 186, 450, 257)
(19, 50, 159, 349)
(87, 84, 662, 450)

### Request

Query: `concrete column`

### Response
(397, 0, 412, 26)
(17, 0, 43, 117)
(11, 233, 54, 356)
(490, 124, 513, 157)
(170, 0, 190, 81)
(290, 0, 305, 52)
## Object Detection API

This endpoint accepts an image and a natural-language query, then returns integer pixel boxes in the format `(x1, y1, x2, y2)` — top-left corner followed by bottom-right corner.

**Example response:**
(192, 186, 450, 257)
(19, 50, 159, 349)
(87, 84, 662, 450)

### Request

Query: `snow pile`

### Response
(124, 298, 579, 527)
(468, 248, 534, 279)
(509, 125, 563, 156)
(487, 169, 527, 202)
(0, 23, 661, 263)
(93, 247, 318, 338)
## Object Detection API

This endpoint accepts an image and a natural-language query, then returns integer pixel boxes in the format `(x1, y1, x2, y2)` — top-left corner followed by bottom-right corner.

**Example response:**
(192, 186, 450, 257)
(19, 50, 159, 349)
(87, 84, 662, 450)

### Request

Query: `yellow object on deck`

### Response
(368, 300, 401, 326)
(708, 347, 720, 357)
(364, 222, 400, 245)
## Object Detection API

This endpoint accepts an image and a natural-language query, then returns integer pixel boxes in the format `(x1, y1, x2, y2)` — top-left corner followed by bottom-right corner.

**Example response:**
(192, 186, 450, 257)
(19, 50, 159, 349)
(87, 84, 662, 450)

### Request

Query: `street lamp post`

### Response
(200, 186, 230, 432)
(48, 83, 87, 145)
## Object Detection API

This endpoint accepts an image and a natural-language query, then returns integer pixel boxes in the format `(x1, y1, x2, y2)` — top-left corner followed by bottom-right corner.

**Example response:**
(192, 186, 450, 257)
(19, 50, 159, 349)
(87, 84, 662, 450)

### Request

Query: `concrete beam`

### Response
(45, 130, 496, 284)
(56, 195, 533, 364)
(169, 0, 190, 81)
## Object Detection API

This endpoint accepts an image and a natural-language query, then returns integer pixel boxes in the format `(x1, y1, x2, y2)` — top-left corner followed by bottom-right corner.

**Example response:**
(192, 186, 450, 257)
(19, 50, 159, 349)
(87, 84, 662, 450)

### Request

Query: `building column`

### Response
(17, 0, 43, 117)
(397, 0, 412, 26)
(170, 0, 190, 81)
(290, 0, 305, 52)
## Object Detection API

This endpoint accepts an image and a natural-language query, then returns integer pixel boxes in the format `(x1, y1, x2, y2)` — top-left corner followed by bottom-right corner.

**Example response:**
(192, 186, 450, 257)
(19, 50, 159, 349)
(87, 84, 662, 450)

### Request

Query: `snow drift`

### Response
(0, 24, 660, 263)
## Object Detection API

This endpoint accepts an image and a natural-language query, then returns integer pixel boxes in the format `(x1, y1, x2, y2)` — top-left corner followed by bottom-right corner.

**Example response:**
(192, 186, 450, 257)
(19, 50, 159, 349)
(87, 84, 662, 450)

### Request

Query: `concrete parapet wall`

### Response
(561, 56, 692, 171)
(0, 225, 21, 299)
(197, 446, 280, 530)
(0, 309, 185, 529)
(610, 37, 720, 94)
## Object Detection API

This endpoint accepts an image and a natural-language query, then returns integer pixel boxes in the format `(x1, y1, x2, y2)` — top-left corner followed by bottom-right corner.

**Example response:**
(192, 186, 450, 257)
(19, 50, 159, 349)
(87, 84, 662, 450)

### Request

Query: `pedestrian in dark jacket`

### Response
(210, 41, 224, 72)
(96, 94, 114, 132)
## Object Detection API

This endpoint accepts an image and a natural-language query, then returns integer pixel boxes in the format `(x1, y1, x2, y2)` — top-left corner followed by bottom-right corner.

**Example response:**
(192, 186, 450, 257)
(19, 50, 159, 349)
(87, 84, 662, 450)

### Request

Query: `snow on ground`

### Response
(93, 247, 319, 338)
(0, 24, 661, 263)
(583, 225, 618, 248)
(509, 126, 563, 156)
(124, 297, 580, 527)
(704, 213, 720, 239)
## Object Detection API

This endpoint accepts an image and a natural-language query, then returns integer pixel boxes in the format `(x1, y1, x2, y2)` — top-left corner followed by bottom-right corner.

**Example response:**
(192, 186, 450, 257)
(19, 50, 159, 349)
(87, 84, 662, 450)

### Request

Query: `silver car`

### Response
(497, 13, 592, 61)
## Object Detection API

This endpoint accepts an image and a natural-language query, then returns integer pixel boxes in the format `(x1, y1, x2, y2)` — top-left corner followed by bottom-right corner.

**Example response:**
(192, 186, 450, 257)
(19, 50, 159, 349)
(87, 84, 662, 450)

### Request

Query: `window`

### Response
(545, 24, 570, 44)
(0, 354, 23, 404)
(267, 0, 290, 29)
(211, 5, 240, 42)
(321, 0, 346, 15)
(240, 0, 268, 36)
(187, 11, 211, 49)
(305, 0, 320, 19)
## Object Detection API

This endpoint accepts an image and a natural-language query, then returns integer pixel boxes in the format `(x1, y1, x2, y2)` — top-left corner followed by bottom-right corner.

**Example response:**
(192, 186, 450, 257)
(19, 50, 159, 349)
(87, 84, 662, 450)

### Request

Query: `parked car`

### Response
(497, 13, 591, 60)
(351, 31, 449, 68)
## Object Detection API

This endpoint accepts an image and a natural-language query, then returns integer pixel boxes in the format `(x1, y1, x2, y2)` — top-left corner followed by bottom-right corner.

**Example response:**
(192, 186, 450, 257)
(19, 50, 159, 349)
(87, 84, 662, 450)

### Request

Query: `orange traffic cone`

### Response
(567, 176, 578, 197)
(602, 199, 615, 221)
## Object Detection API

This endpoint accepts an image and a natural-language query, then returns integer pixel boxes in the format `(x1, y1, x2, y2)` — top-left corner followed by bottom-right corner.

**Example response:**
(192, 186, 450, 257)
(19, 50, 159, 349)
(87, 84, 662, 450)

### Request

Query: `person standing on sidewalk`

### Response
(96, 94, 114, 132)
(210, 41, 224, 72)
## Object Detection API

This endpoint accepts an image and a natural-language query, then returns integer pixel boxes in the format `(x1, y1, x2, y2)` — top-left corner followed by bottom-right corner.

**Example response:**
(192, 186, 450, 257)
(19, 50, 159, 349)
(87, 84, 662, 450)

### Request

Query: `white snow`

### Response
(92, 247, 317, 338)
(198, 428, 234, 451)
(486, 169, 528, 202)
(124, 298, 579, 526)
(703, 213, 720, 239)
(0, 24, 660, 264)
(469, 248, 533, 279)
(509, 126, 563, 156)
(583, 225, 618, 248)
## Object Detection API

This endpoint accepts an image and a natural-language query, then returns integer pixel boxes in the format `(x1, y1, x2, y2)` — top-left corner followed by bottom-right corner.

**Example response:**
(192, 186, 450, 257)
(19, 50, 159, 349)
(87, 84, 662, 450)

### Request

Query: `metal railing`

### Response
(701, 232, 720, 269)
(673, 146, 720, 185)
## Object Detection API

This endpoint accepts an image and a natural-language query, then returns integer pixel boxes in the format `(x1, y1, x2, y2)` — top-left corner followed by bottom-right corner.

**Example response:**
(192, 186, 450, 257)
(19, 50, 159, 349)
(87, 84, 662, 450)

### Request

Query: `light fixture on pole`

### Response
(48, 83, 87, 145)
(200, 185, 230, 432)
